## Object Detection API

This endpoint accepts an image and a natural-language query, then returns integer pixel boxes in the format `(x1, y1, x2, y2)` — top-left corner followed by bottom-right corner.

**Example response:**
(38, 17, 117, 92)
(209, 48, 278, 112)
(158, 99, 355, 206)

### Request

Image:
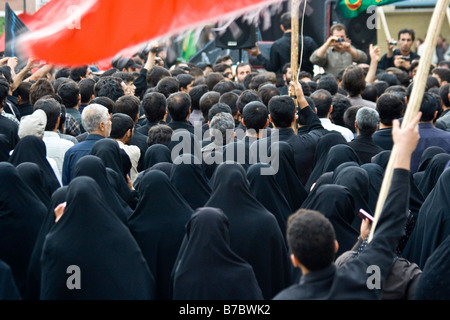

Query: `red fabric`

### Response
(16, 0, 281, 67)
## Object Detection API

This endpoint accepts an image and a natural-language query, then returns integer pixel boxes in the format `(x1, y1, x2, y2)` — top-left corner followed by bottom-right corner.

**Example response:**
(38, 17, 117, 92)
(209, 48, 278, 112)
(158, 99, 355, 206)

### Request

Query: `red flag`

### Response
(17, 0, 282, 67)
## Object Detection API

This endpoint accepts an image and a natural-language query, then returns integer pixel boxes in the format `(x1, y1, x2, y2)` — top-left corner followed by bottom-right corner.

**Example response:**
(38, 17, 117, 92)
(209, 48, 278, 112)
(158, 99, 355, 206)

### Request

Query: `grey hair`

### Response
(355, 107, 380, 136)
(81, 103, 109, 133)
(209, 112, 235, 146)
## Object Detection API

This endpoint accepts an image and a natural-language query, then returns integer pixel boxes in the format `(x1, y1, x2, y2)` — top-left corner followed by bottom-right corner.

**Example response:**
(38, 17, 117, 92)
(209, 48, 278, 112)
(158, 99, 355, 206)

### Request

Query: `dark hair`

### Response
(361, 84, 378, 103)
(243, 72, 257, 90)
(30, 78, 55, 106)
(213, 81, 236, 95)
(69, 65, 89, 82)
(167, 91, 191, 121)
(205, 72, 225, 91)
(268, 95, 296, 128)
(212, 62, 231, 74)
(34, 97, 62, 131)
(280, 12, 292, 30)
(146, 66, 171, 88)
(432, 67, 450, 84)
(426, 76, 440, 90)
(110, 112, 135, 139)
(208, 103, 232, 122)
(219, 92, 239, 117)
(176, 73, 195, 90)
(317, 74, 338, 95)
(189, 84, 209, 111)
(55, 68, 71, 79)
(142, 91, 167, 122)
(311, 89, 332, 118)
(199, 91, 220, 121)
(342, 66, 366, 97)
(89, 96, 116, 114)
(147, 124, 173, 147)
(343, 105, 363, 133)
(372, 81, 389, 97)
(237, 89, 262, 114)
(419, 92, 439, 122)
(94, 76, 124, 102)
(0, 79, 9, 107)
(248, 74, 273, 91)
(14, 81, 32, 104)
(257, 83, 280, 108)
(287, 209, 336, 271)
(398, 28, 415, 41)
(0, 66, 12, 84)
(114, 95, 140, 121)
(330, 93, 352, 126)
(438, 83, 450, 108)
(58, 79, 81, 109)
(376, 93, 404, 126)
(330, 23, 346, 35)
(242, 101, 268, 131)
(375, 72, 400, 86)
(78, 78, 96, 104)
(215, 54, 232, 65)
(156, 77, 179, 98)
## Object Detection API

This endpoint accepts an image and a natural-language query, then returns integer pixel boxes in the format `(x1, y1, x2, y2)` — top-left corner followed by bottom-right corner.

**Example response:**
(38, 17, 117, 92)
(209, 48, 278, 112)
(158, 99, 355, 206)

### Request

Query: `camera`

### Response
(335, 38, 345, 43)
(401, 56, 411, 61)
(389, 40, 397, 46)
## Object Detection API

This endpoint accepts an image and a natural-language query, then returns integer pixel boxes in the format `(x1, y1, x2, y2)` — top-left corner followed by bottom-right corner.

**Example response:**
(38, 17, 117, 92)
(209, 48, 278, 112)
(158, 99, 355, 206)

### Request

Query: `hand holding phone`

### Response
(358, 208, 374, 222)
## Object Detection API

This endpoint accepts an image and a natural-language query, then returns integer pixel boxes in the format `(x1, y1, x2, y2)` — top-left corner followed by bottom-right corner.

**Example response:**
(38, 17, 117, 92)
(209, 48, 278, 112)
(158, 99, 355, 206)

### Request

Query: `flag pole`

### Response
(290, 0, 300, 134)
(368, 0, 450, 242)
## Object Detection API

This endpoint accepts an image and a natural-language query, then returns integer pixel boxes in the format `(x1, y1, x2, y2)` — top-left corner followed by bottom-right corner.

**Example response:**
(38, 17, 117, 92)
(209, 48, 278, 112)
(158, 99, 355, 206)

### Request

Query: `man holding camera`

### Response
(310, 23, 367, 77)
(378, 28, 420, 72)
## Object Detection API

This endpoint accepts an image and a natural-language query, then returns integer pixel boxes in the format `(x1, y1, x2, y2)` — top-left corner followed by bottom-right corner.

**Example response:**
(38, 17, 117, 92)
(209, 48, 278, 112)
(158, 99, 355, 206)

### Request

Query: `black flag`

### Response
(4, 2, 29, 68)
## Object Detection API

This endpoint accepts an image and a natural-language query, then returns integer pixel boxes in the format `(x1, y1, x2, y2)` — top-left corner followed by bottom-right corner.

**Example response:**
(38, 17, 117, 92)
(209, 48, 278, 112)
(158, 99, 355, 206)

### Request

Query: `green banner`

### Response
(336, 0, 405, 19)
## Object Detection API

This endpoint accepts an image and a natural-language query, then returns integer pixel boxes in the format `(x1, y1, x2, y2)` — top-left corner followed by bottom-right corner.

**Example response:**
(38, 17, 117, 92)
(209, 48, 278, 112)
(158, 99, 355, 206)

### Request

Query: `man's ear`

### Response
(290, 253, 300, 268)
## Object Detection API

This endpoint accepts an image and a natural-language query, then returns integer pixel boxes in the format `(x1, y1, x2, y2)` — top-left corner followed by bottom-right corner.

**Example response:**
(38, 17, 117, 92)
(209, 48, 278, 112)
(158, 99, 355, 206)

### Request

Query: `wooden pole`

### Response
(290, 0, 300, 91)
(368, 0, 450, 242)
(376, 6, 392, 41)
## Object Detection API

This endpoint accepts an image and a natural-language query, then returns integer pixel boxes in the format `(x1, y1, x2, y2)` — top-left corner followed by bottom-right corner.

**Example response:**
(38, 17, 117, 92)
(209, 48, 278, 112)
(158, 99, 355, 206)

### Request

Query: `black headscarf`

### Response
(0, 133, 11, 162)
(305, 132, 348, 191)
(133, 162, 174, 190)
(8, 135, 61, 195)
(247, 162, 292, 241)
(16, 162, 51, 208)
(144, 144, 173, 169)
(24, 186, 67, 300)
(416, 146, 446, 173)
(90, 138, 130, 182)
(333, 165, 372, 230)
(403, 168, 450, 269)
(0, 258, 21, 300)
(372, 150, 391, 170)
(40, 176, 155, 300)
(205, 162, 292, 299)
(322, 144, 362, 174)
(171, 207, 264, 300)
(106, 167, 138, 210)
(170, 154, 211, 210)
(417, 153, 450, 199)
(269, 141, 308, 212)
(128, 170, 193, 300)
(74, 155, 132, 224)
(301, 184, 359, 258)
(360, 163, 384, 214)
(0, 162, 47, 297)
(414, 234, 450, 300)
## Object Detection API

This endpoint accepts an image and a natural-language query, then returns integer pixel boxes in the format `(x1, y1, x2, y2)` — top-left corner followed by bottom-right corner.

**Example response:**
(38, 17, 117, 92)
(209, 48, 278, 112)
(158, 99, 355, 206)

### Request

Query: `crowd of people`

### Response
(1, 11, 450, 301)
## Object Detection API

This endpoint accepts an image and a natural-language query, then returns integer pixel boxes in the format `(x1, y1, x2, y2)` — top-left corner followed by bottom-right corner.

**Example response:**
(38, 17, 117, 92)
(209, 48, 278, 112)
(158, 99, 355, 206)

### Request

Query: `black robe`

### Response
(321, 144, 362, 174)
(0, 258, 21, 300)
(170, 154, 211, 210)
(0, 133, 11, 162)
(403, 169, 450, 269)
(90, 138, 130, 183)
(416, 153, 450, 199)
(0, 162, 47, 298)
(301, 184, 359, 258)
(246, 162, 292, 241)
(24, 186, 67, 300)
(414, 234, 450, 300)
(8, 135, 61, 195)
(360, 163, 384, 214)
(413, 146, 447, 186)
(128, 170, 193, 300)
(143, 143, 173, 169)
(74, 155, 133, 223)
(305, 132, 348, 191)
(269, 141, 308, 212)
(40, 176, 155, 300)
(171, 207, 264, 300)
(332, 165, 372, 230)
(204, 162, 292, 299)
(16, 162, 51, 208)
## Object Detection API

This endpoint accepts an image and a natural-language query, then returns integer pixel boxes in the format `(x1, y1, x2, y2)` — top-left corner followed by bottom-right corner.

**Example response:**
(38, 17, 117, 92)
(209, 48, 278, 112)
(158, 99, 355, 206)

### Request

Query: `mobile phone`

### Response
(389, 40, 397, 46)
(336, 38, 345, 43)
(401, 56, 411, 61)
(358, 208, 374, 222)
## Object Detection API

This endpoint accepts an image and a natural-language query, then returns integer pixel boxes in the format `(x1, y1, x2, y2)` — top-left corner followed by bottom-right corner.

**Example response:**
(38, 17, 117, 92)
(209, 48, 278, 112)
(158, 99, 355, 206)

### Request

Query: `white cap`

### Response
(18, 109, 47, 139)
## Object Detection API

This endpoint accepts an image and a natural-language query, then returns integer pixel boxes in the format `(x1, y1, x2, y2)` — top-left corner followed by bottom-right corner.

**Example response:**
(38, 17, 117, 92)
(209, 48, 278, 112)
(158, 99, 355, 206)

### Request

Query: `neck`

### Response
(379, 123, 391, 129)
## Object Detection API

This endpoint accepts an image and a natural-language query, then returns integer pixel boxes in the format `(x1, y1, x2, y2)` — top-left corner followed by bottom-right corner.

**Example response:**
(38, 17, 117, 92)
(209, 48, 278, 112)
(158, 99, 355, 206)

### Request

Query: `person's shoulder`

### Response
(272, 284, 303, 300)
